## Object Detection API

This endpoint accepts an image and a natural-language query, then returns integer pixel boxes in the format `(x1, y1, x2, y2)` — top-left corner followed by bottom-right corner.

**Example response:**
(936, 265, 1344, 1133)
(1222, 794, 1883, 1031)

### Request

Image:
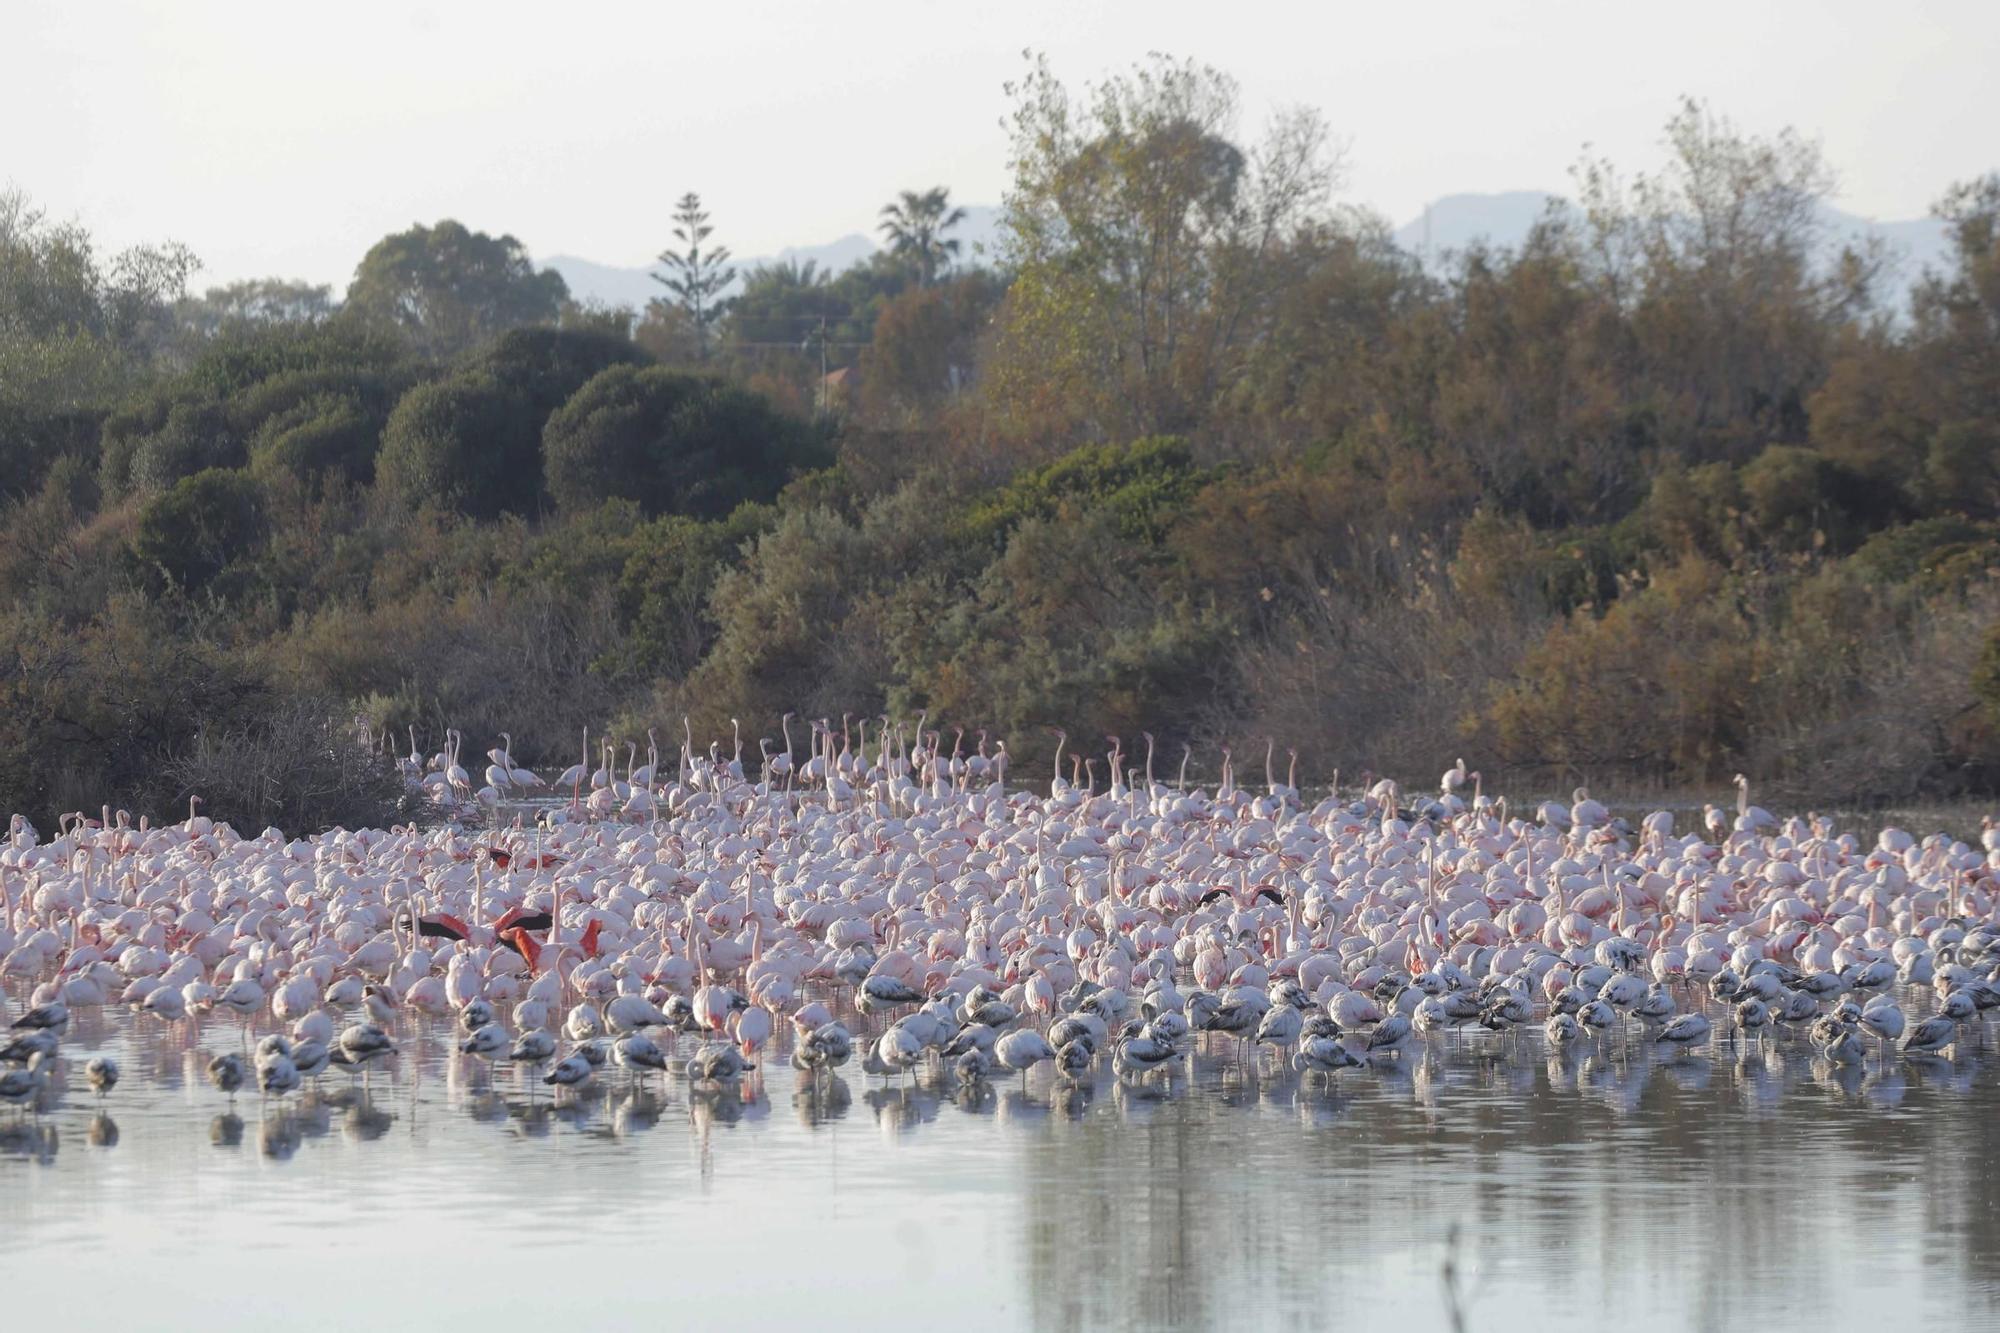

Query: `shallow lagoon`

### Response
(6, 1004, 1999, 1331)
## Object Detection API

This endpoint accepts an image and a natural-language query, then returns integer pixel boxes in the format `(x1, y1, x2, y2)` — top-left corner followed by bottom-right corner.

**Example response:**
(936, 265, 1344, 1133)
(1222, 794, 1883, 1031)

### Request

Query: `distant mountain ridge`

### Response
(543, 194, 1951, 311)
(1391, 190, 1953, 286)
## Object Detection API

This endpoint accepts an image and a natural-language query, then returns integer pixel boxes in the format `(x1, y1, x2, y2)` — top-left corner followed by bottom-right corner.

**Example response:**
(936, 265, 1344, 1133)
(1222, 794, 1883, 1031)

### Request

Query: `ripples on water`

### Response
(6, 1002, 2000, 1332)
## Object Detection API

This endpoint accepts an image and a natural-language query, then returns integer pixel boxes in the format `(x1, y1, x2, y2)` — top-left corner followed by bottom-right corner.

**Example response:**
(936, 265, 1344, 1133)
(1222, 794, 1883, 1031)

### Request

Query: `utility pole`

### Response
(802, 314, 830, 418)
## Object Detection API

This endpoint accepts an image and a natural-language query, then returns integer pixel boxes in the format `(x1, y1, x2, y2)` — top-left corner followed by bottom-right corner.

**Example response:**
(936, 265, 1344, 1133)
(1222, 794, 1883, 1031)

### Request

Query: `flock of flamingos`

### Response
(5, 716, 2000, 1137)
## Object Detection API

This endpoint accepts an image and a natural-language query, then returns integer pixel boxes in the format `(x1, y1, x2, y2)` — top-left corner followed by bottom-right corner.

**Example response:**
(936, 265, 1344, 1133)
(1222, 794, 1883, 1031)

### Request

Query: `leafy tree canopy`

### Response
(543, 365, 820, 518)
(343, 219, 566, 360)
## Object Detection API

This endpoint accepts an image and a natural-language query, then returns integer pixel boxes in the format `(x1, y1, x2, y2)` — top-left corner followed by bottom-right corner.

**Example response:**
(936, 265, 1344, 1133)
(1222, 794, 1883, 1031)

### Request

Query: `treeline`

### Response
(2, 58, 1997, 832)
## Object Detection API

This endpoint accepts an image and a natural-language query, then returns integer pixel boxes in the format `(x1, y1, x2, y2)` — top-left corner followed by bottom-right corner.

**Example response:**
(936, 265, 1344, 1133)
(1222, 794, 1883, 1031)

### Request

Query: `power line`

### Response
(721, 340, 871, 350)
(726, 315, 873, 326)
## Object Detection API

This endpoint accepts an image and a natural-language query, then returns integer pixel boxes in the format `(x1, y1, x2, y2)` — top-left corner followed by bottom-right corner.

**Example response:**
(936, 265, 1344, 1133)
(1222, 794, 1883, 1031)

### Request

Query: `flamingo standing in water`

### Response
(0, 736, 1994, 1150)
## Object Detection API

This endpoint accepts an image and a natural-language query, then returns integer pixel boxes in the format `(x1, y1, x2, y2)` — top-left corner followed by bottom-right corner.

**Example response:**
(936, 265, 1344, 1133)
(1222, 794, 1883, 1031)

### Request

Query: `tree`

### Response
(557, 298, 635, 340)
(720, 258, 881, 400)
(343, 220, 567, 360)
(374, 372, 538, 518)
(1567, 98, 1879, 463)
(991, 53, 1338, 438)
(177, 279, 333, 338)
(1, 188, 197, 411)
(727, 260, 846, 345)
(860, 272, 1002, 421)
(1223, 218, 1426, 454)
(0, 188, 104, 341)
(95, 323, 406, 498)
(471, 326, 644, 420)
(1912, 175, 2000, 518)
(633, 298, 702, 365)
(653, 193, 735, 361)
(371, 326, 642, 512)
(878, 187, 968, 286)
(542, 365, 813, 517)
(101, 242, 201, 365)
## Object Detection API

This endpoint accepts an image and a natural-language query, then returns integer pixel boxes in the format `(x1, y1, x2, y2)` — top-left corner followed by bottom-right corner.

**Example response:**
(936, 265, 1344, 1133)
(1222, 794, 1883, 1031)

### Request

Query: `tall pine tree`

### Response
(653, 192, 735, 360)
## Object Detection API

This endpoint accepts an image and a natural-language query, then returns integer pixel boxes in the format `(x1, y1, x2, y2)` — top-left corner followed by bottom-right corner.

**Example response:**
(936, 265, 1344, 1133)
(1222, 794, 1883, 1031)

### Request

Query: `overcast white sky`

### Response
(7, 0, 1997, 289)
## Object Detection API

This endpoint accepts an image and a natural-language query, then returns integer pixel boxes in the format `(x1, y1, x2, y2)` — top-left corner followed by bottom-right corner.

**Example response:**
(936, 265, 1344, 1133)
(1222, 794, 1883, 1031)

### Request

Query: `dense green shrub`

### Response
(542, 365, 816, 518)
(472, 326, 645, 419)
(1852, 518, 1995, 583)
(132, 467, 266, 592)
(965, 436, 1212, 547)
(0, 402, 103, 502)
(248, 391, 380, 486)
(374, 372, 539, 518)
(128, 402, 243, 493)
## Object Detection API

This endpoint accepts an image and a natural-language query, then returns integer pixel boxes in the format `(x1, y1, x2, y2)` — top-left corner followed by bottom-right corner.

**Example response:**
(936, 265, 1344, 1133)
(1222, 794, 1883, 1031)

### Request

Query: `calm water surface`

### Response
(6, 1005, 2000, 1331)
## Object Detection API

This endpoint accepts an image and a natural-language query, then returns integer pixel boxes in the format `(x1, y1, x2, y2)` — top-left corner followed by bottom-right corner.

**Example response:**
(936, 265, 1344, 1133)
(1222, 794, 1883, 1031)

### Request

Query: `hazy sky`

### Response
(8, 0, 1998, 290)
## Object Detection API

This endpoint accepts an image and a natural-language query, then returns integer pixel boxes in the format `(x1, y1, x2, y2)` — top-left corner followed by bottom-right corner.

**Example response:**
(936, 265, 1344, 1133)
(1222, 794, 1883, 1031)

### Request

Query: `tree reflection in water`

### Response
(1008, 1038, 2000, 1331)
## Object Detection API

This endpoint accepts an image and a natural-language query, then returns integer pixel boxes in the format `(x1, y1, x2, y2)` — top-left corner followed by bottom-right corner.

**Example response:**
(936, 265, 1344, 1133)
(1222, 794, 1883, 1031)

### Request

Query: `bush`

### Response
(1852, 517, 1994, 583)
(1742, 566, 2000, 800)
(964, 436, 1212, 548)
(374, 372, 539, 518)
(161, 694, 404, 832)
(272, 579, 631, 773)
(0, 582, 405, 834)
(471, 326, 645, 419)
(132, 468, 265, 592)
(1739, 444, 1881, 553)
(0, 401, 104, 502)
(888, 508, 1236, 766)
(615, 504, 775, 678)
(682, 506, 892, 729)
(249, 392, 380, 487)
(1928, 419, 2000, 518)
(1236, 566, 1547, 788)
(1645, 461, 1745, 563)
(1485, 560, 1757, 776)
(0, 596, 259, 825)
(542, 365, 815, 517)
(128, 402, 243, 494)
(1977, 623, 2000, 725)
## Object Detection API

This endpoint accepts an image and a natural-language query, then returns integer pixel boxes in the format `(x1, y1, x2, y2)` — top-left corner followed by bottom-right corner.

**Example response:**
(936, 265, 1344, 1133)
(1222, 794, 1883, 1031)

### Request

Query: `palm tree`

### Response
(878, 187, 968, 286)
